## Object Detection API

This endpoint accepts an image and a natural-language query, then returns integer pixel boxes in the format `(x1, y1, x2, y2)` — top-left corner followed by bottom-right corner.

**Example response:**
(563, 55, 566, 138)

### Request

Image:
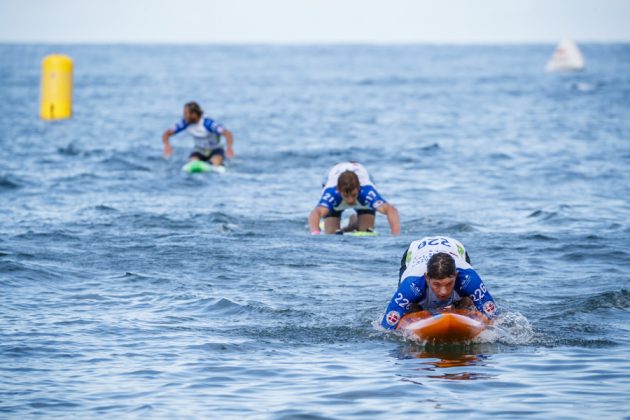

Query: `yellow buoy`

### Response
(40, 54, 73, 120)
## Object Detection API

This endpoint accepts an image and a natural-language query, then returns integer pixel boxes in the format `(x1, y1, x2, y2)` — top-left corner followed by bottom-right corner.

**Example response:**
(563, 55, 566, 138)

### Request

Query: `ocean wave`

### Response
(0, 174, 23, 190)
(98, 156, 150, 172)
(57, 142, 81, 156)
(565, 289, 630, 313)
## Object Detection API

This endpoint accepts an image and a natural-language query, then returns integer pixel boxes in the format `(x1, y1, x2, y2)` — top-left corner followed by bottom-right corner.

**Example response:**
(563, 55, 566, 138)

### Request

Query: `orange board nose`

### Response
(396, 309, 490, 342)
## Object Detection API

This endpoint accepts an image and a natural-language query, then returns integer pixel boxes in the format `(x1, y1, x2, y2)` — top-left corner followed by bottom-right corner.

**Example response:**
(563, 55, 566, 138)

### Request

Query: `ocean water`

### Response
(1, 44, 630, 418)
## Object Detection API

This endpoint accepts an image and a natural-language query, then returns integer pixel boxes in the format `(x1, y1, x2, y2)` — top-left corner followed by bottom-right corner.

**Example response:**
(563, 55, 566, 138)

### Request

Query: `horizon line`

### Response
(2, 39, 630, 46)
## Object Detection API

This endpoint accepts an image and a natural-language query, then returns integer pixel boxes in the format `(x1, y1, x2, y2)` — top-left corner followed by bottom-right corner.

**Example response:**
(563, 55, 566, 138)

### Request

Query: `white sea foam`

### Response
(475, 311, 534, 345)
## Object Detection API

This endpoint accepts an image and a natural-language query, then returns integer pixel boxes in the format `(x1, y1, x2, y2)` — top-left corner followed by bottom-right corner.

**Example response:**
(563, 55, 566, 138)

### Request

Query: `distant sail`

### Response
(546, 38, 585, 72)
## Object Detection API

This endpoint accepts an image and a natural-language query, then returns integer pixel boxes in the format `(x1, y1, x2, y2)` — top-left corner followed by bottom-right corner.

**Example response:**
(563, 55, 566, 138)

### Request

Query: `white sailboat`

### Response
(545, 38, 585, 72)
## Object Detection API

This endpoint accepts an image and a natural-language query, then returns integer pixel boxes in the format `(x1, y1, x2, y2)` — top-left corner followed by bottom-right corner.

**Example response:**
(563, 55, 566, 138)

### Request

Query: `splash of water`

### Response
(475, 311, 534, 345)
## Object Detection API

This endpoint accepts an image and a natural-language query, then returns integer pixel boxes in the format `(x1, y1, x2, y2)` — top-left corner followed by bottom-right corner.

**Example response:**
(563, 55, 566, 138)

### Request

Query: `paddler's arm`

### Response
(457, 268, 499, 319)
(380, 276, 424, 330)
(161, 129, 174, 158)
(376, 203, 400, 235)
(308, 206, 328, 235)
(222, 129, 235, 159)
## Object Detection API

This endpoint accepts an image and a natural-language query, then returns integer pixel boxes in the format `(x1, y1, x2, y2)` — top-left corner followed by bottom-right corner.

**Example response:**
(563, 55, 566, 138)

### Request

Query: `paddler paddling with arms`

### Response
(162, 101, 235, 167)
(308, 162, 400, 235)
(381, 236, 499, 330)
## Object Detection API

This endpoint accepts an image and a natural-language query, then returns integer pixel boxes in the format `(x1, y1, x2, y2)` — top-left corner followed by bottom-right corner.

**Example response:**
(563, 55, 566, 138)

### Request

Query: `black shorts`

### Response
(324, 208, 376, 219)
(189, 148, 225, 161)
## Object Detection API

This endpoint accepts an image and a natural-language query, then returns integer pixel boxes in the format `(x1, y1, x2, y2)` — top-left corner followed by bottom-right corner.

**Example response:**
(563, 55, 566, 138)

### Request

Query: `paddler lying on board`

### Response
(308, 161, 400, 235)
(381, 236, 499, 329)
(161, 101, 234, 167)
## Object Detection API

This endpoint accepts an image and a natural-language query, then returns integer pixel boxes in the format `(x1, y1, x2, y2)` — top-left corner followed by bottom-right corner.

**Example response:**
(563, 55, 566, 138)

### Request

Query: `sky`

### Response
(0, 0, 629, 44)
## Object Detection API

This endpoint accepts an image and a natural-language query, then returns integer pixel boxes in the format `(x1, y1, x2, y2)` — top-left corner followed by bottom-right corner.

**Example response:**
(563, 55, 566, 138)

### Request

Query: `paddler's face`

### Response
(426, 273, 457, 302)
(341, 189, 359, 206)
(183, 107, 200, 124)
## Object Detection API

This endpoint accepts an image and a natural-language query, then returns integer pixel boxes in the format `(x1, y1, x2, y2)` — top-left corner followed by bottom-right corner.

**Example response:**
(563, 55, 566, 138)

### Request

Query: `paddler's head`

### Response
(337, 171, 360, 206)
(183, 101, 203, 124)
(425, 253, 458, 302)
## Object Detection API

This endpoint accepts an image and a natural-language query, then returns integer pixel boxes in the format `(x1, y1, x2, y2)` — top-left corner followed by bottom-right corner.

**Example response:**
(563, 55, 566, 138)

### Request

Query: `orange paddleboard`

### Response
(396, 309, 490, 342)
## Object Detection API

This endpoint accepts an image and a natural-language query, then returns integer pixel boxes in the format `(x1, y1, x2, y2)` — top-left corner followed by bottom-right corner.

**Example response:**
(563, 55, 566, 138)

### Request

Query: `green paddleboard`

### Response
(181, 161, 227, 174)
(346, 230, 378, 237)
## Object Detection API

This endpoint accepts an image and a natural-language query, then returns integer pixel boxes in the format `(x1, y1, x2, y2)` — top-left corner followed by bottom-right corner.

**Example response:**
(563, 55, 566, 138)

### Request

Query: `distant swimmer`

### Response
(162, 102, 234, 167)
(381, 236, 499, 329)
(308, 162, 400, 235)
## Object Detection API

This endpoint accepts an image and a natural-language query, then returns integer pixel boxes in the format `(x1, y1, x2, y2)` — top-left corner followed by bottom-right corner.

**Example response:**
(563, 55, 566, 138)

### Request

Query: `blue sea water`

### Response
(1, 44, 630, 418)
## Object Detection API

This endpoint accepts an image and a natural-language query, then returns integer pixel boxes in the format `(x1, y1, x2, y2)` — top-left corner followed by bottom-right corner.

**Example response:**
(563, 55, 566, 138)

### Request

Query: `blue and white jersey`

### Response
(381, 236, 499, 330)
(172, 117, 225, 152)
(317, 162, 387, 212)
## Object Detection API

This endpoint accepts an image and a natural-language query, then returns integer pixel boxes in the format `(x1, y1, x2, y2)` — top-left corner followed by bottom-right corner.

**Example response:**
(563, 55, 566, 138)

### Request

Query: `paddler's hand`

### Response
(226, 147, 235, 159)
(163, 143, 173, 158)
(161, 129, 174, 158)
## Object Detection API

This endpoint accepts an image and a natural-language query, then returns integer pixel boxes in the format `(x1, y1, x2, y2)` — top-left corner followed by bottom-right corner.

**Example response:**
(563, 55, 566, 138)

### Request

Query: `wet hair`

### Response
(427, 252, 457, 280)
(185, 101, 203, 117)
(337, 171, 360, 195)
